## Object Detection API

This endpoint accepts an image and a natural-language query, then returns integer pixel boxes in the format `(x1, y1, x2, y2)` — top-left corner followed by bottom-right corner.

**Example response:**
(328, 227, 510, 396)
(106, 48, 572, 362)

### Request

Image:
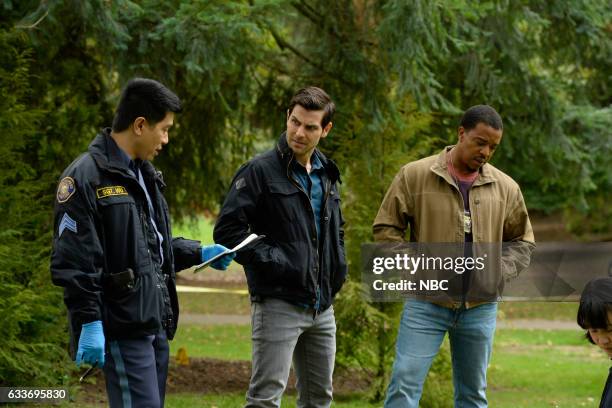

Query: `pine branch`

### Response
(265, 24, 355, 86)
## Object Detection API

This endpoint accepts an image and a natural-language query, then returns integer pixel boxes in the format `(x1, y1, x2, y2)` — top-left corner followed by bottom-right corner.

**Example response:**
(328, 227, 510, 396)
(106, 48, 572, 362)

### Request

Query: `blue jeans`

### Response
(384, 300, 497, 408)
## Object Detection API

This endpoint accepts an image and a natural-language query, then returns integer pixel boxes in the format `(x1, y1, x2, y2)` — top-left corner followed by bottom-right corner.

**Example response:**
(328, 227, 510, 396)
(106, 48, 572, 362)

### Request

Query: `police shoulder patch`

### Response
(56, 177, 76, 203)
(96, 186, 128, 199)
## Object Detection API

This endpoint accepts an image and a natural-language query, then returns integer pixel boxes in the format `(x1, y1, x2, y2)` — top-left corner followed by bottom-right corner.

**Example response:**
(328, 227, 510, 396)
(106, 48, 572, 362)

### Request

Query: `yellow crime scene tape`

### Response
(175, 285, 249, 295)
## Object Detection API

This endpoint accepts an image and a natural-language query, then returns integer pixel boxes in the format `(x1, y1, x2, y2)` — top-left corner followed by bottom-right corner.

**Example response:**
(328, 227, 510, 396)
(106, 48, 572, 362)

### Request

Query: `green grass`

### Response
(75, 393, 382, 407)
(178, 292, 251, 315)
(489, 329, 607, 407)
(163, 393, 381, 407)
(172, 215, 214, 243)
(178, 294, 579, 319)
(498, 301, 577, 321)
(170, 324, 252, 361)
(492, 329, 608, 405)
(494, 327, 586, 346)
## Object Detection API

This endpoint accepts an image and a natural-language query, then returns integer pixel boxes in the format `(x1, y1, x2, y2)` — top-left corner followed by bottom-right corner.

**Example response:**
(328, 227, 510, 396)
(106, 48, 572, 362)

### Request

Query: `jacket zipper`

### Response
(285, 154, 321, 309)
(106, 166, 168, 326)
(315, 178, 332, 317)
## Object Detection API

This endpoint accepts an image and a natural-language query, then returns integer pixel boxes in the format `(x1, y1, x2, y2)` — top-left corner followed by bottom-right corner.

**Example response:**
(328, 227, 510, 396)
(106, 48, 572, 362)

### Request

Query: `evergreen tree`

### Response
(0, 26, 71, 386)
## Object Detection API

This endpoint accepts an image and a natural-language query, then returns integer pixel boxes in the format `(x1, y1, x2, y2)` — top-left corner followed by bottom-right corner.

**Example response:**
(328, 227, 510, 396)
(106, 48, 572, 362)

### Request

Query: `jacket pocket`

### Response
(330, 243, 347, 296)
(103, 270, 161, 335)
(98, 196, 147, 275)
(267, 181, 303, 222)
(269, 243, 309, 290)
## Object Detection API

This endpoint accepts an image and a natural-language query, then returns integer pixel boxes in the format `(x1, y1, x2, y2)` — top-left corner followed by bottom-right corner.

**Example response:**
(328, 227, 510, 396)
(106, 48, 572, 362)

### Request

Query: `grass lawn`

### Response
(489, 328, 607, 407)
(167, 324, 609, 408)
(179, 292, 251, 315)
(498, 301, 577, 321)
(163, 393, 382, 407)
(171, 325, 252, 361)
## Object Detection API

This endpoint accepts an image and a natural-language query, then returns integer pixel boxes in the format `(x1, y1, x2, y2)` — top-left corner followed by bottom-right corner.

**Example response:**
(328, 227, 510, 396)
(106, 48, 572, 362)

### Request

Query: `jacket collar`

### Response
(89, 128, 166, 188)
(430, 146, 496, 187)
(275, 132, 342, 184)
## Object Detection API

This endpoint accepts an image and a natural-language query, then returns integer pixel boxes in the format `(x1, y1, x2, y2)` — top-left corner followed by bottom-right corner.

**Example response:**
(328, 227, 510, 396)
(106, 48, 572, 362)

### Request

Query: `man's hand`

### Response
(201, 244, 236, 270)
(76, 320, 105, 367)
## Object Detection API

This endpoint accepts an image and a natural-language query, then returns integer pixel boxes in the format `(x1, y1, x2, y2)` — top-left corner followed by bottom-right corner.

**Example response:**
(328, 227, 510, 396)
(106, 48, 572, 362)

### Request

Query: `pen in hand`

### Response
(79, 361, 98, 383)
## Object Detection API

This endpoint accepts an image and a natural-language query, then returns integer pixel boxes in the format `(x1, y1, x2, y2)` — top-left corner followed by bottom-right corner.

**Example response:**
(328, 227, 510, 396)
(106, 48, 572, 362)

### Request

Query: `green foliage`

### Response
(0, 27, 71, 385)
(92, 0, 287, 214)
(558, 105, 612, 235)
(334, 282, 400, 400)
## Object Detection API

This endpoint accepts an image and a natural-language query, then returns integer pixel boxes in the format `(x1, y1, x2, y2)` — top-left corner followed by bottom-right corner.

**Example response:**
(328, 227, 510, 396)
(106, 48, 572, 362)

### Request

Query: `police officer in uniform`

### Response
(51, 78, 234, 408)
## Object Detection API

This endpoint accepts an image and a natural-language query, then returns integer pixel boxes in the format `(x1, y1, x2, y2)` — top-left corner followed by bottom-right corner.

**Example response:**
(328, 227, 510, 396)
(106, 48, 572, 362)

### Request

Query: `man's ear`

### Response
(133, 117, 146, 136)
(457, 126, 466, 143)
(286, 109, 291, 121)
(321, 122, 333, 138)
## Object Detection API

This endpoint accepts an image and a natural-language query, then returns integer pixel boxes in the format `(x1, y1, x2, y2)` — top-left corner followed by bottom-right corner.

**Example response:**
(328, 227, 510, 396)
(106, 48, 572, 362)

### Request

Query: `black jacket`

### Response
(213, 134, 347, 310)
(50, 129, 201, 347)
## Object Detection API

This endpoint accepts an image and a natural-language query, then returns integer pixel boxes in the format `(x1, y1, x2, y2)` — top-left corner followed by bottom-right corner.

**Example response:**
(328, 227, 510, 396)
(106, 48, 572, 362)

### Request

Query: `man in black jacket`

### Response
(51, 78, 234, 408)
(214, 87, 347, 408)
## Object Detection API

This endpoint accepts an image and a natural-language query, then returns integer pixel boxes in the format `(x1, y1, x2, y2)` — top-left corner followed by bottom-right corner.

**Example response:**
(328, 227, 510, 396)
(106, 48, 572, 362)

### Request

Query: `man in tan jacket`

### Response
(373, 105, 534, 408)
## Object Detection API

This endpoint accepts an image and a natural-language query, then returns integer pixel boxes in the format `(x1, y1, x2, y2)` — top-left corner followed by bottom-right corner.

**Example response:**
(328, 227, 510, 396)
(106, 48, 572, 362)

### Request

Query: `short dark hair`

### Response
(577, 277, 612, 344)
(288, 87, 335, 128)
(460, 105, 503, 131)
(112, 78, 182, 132)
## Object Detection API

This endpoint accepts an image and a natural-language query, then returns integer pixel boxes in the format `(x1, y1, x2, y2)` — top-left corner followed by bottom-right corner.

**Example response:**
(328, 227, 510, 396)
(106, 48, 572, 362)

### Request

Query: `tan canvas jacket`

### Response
(373, 146, 535, 308)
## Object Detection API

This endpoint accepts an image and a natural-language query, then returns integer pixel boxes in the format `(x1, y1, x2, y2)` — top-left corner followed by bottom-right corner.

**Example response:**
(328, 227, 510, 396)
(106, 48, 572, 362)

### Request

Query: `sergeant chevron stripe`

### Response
(59, 213, 77, 237)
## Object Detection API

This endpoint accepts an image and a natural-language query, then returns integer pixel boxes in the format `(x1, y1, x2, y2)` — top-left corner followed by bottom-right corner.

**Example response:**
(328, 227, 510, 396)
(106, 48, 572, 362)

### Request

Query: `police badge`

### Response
(57, 177, 76, 203)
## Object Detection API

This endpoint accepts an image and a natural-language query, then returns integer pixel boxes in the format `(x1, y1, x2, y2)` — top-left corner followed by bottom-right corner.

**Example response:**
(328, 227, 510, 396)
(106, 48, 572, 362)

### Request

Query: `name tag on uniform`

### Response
(463, 211, 472, 234)
(96, 186, 128, 199)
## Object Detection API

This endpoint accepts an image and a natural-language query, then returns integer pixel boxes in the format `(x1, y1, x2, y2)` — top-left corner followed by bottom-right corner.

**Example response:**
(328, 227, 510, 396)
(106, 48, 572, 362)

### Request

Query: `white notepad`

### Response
(193, 233, 265, 272)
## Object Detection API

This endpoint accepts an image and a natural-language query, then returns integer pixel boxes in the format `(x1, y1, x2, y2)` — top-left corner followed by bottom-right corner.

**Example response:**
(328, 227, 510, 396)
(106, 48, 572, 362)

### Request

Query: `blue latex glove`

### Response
(76, 320, 105, 368)
(201, 244, 235, 270)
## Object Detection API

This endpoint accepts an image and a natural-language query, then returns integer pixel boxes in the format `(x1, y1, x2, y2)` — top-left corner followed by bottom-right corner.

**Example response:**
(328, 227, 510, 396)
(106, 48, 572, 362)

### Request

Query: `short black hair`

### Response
(288, 87, 335, 128)
(112, 78, 182, 132)
(460, 105, 503, 131)
(577, 277, 612, 344)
